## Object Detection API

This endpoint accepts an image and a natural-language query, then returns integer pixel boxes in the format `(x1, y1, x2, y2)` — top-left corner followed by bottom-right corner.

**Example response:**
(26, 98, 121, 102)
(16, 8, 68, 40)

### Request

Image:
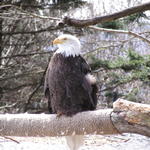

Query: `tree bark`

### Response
(112, 99, 150, 137)
(0, 99, 150, 137)
(0, 11, 3, 66)
(63, 2, 150, 27)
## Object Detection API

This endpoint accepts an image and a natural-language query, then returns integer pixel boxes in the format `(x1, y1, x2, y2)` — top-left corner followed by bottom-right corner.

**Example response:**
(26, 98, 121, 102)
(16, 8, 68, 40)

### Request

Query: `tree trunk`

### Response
(0, 99, 149, 137)
(0, 13, 3, 66)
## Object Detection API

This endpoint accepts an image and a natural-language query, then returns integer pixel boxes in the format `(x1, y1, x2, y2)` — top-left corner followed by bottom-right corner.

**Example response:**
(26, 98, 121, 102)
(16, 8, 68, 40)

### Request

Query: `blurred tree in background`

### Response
(0, 0, 150, 113)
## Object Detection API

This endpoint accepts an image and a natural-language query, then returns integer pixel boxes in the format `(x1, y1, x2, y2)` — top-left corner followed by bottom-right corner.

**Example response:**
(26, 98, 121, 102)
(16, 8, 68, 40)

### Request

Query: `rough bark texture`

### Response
(0, 109, 118, 137)
(0, 14, 3, 65)
(63, 2, 150, 27)
(0, 99, 149, 137)
(111, 99, 150, 137)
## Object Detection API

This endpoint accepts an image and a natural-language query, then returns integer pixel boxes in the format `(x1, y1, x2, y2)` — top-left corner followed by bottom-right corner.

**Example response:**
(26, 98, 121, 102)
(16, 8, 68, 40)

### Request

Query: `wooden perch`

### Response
(112, 99, 150, 137)
(63, 2, 150, 27)
(0, 99, 150, 137)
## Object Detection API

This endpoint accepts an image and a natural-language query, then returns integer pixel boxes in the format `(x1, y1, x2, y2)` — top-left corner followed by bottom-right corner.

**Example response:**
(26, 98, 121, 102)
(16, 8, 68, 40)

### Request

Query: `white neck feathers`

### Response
(55, 35, 81, 57)
(55, 44, 80, 57)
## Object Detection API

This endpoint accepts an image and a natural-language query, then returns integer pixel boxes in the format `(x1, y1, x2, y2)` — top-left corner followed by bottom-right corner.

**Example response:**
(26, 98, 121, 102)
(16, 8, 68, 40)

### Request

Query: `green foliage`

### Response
(89, 56, 110, 70)
(124, 88, 139, 102)
(110, 58, 142, 72)
(133, 66, 150, 82)
(110, 49, 148, 73)
(124, 12, 149, 24)
(90, 50, 150, 83)
(105, 90, 123, 102)
(98, 20, 124, 29)
(128, 49, 143, 61)
(96, 12, 149, 30)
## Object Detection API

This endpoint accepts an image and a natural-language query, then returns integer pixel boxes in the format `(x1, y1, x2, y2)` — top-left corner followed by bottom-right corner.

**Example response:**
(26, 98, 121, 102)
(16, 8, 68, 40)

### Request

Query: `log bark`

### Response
(0, 9, 3, 65)
(0, 109, 118, 137)
(0, 99, 150, 137)
(63, 2, 150, 27)
(111, 99, 150, 137)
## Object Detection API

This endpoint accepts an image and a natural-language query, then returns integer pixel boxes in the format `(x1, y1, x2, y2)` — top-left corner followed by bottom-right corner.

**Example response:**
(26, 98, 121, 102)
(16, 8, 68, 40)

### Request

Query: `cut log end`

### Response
(112, 99, 150, 137)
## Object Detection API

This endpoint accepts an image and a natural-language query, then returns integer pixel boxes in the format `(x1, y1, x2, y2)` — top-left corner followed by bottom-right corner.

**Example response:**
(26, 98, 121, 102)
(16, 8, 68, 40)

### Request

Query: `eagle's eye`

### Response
(63, 37, 67, 40)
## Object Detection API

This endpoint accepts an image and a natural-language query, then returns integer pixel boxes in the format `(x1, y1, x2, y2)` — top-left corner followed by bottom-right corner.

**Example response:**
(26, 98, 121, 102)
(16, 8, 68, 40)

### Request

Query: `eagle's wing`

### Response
(44, 69, 49, 98)
(79, 55, 91, 74)
(44, 66, 53, 113)
(79, 56, 98, 109)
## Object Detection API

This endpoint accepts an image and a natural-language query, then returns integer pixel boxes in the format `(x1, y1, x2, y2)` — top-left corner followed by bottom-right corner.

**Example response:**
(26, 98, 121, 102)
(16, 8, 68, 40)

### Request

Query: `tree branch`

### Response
(5, 4, 61, 21)
(1, 25, 63, 35)
(89, 26, 150, 44)
(0, 109, 118, 137)
(23, 63, 49, 112)
(0, 99, 150, 137)
(0, 102, 18, 110)
(0, 70, 44, 82)
(63, 2, 150, 27)
(0, 51, 52, 60)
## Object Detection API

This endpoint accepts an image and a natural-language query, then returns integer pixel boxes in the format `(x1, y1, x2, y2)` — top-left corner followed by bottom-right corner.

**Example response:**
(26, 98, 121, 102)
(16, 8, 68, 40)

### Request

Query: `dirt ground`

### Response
(0, 134, 150, 150)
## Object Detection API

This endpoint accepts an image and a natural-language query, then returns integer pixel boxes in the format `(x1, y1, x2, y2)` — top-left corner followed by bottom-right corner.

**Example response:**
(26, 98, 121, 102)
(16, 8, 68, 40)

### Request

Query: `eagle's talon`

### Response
(56, 112, 63, 117)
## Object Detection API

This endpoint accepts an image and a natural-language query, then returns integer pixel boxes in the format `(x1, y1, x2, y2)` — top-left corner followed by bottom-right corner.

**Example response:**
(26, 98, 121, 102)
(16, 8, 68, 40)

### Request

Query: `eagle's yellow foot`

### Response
(56, 112, 63, 117)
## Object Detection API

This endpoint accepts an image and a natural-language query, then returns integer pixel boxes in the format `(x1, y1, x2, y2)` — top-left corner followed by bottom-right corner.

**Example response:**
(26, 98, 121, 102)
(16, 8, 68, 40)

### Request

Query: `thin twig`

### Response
(100, 77, 137, 92)
(0, 51, 53, 60)
(3, 136, 20, 144)
(1, 25, 63, 35)
(0, 70, 44, 81)
(0, 103, 17, 110)
(23, 58, 50, 112)
(1, 4, 61, 21)
(89, 26, 150, 45)
(83, 43, 123, 56)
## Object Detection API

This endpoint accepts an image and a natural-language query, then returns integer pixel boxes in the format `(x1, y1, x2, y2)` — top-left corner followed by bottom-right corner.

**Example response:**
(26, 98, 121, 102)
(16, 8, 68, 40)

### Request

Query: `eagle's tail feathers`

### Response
(65, 135, 84, 150)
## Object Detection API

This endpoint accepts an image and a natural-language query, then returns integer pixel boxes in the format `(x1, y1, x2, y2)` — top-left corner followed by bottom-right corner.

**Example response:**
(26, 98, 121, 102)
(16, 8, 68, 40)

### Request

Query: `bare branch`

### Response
(1, 25, 63, 35)
(0, 4, 60, 20)
(0, 70, 44, 82)
(0, 51, 53, 60)
(89, 26, 150, 45)
(2, 83, 36, 92)
(63, 2, 150, 27)
(12, 5, 61, 21)
(3, 136, 20, 144)
(0, 103, 18, 110)
(24, 63, 49, 112)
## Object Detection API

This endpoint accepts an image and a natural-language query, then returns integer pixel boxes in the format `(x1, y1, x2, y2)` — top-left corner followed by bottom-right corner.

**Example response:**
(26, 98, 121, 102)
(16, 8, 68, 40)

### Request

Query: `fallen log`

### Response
(0, 99, 149, 137)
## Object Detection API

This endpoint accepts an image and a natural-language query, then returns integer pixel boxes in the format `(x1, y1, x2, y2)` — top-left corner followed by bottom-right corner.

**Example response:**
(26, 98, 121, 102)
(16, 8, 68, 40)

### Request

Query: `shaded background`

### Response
(0, 0, 150, 114)
(0, 1, 150, 150)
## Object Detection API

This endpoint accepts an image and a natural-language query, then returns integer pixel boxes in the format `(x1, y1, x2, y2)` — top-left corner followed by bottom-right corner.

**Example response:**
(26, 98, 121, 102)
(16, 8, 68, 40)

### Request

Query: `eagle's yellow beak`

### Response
(52, 38, 64, 45)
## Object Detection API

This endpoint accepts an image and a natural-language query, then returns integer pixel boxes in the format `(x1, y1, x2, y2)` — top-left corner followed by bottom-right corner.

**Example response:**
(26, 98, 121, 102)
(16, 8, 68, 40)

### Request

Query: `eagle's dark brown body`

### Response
(44, 53, 97, 116)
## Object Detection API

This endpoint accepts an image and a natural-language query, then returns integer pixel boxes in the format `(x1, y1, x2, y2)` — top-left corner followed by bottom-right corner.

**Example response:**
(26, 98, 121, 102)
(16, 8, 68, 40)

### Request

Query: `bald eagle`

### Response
(44, 34, 98, 150)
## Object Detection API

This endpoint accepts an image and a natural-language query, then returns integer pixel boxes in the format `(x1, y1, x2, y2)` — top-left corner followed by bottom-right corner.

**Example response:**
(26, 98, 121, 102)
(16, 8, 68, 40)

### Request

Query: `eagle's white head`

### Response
(52, 34, 81, 57)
